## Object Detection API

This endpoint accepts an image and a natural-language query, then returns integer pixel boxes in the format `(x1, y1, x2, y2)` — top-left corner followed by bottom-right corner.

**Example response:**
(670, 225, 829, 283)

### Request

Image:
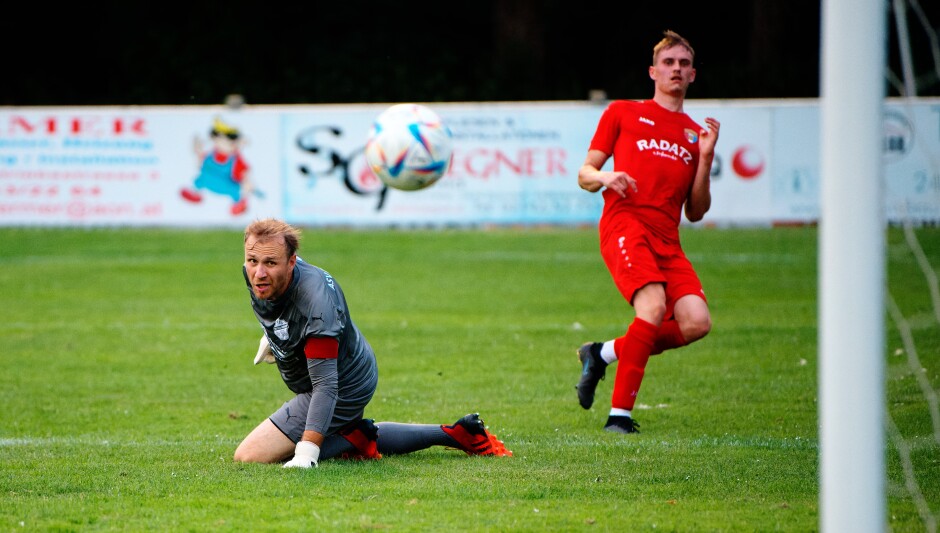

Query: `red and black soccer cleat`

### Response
(442, 413, 512, 457)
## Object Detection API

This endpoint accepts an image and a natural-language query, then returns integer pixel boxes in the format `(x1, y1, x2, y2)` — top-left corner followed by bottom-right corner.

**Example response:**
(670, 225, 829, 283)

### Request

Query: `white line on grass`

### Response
(0, 437, 239, 447)
(685, 253, 806, 265)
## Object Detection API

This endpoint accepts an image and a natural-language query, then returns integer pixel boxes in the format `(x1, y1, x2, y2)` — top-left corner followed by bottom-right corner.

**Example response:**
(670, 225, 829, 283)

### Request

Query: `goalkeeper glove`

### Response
(254, 334, 275, 365)
(283, 441, 320, 469)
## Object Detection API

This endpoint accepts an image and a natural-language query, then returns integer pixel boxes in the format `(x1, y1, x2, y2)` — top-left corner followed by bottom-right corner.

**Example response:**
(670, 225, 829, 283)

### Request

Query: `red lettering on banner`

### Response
(546, 148, 566, 175)
(7, 116, 54, 134)
(2, 115, 147, 136)
(457, 148, 567, 179)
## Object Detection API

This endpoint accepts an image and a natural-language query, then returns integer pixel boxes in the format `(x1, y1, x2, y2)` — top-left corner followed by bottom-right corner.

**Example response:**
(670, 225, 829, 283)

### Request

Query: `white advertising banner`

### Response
(882, 101, 940, 221)
(281, 102, 604, 226)
(688, 102, 774, 225)
(0, 99, 938, 228)
(0, 108, 283, 227)
(756, 99, 940, 224)
(770, 103, 822, 223)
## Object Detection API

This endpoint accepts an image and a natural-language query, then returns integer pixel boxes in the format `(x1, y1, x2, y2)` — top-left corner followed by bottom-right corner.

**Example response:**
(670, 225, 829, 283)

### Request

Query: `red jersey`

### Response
(589, 99, 702, 246)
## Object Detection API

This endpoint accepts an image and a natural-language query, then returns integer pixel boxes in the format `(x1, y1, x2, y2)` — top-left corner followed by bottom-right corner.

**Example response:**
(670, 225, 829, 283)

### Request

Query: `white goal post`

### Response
(819, 0, 887, 531)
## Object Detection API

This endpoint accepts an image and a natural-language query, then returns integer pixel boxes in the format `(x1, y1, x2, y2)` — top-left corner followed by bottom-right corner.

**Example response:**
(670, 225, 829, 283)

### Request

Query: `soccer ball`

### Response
(364, 103, 453, 191)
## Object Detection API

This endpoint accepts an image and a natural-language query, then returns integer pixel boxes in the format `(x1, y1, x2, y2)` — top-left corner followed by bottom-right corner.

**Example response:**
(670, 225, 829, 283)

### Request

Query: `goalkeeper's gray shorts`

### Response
(269, 387, 375, 444)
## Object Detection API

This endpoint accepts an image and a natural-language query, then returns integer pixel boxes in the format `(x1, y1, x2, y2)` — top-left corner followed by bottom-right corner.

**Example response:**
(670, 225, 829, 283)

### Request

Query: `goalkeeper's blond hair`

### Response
(245, 218, 301, 258)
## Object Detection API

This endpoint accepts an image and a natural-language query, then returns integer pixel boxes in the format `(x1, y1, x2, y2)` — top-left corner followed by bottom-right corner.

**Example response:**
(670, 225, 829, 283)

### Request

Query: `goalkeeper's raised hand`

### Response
(254, 334, 275, 365)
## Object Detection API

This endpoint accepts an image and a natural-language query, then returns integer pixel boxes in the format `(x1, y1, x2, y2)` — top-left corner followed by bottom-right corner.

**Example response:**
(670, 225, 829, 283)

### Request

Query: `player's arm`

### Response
(578, 149, 638, 197)
(283, 336, 340, 469)
(685, 117, 720, 222)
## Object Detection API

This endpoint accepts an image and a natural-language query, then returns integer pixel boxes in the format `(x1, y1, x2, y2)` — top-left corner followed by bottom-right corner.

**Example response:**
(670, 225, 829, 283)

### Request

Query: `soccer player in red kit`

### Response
(575, 30, 720, 433)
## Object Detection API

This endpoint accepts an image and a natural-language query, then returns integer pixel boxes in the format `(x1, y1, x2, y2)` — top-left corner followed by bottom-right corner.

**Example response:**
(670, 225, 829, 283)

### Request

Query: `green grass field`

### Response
(1, 225, 937, 532)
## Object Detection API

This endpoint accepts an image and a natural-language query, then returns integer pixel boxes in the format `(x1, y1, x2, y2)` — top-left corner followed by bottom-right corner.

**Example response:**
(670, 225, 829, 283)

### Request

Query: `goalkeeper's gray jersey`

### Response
(245, 258, 377, 403)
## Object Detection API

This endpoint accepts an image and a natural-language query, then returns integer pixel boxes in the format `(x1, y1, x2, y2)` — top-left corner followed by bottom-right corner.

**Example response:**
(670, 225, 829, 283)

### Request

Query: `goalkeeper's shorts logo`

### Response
(274, 318, 290, 341)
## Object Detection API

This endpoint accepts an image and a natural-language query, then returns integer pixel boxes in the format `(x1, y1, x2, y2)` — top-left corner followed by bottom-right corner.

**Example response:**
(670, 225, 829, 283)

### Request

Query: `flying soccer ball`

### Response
(364, 103, 453, 191)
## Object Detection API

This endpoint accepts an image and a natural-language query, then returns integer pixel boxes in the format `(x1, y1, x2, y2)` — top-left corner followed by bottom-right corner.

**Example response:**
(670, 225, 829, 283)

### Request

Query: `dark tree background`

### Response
(1, 0, 936, 107)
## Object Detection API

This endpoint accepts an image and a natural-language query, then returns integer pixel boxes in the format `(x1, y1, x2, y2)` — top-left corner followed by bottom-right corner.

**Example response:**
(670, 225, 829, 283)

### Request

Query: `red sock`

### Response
(650, 319, 687, 355)
(611, 317, 658, 410)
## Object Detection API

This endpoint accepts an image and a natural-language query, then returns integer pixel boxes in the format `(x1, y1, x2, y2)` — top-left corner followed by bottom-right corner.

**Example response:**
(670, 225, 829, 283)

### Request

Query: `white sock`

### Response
(600, 340, 617, 364)
(609, 408, 631, 418)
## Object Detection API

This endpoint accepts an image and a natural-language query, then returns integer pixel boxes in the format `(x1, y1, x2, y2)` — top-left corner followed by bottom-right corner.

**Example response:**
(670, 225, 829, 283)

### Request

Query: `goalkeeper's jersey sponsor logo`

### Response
(274, 318, 290, 341)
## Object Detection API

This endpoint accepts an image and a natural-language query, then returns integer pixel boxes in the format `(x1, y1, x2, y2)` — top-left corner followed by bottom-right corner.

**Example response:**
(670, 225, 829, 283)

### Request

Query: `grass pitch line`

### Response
(0, 436, 239, 448)
(685, 252, 805, 265)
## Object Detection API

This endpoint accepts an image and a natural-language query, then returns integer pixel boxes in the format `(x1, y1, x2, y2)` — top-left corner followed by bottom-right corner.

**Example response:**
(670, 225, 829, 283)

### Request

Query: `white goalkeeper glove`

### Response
(283, 440, 320, 469)
(253, 334, 275, 365)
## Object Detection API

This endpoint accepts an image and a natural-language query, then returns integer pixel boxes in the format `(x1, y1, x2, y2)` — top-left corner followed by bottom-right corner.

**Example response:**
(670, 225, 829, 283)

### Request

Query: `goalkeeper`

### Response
(234, 218, 511, 468)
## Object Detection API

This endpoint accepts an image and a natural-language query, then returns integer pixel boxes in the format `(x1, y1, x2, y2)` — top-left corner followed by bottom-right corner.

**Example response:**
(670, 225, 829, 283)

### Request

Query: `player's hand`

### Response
(699, 117, 720, 156)
(254, 334, 275, 365)
(601, 171, 638, 198)
(283, 441, 320, 469)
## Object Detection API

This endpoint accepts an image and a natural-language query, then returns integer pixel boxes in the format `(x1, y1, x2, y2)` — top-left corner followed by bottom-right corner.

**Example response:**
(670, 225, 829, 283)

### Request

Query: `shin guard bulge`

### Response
(611, 318, 659, 410)
(650, 318, 687, 356)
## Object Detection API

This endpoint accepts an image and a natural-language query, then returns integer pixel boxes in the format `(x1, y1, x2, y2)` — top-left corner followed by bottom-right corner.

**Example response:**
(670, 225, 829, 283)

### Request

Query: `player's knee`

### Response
(651, 301, 668, 323)
(636, 300, 667, 325)
(634, 284, 668, 322)
(685, 314, 712, 343)
(232, 447, 254, 463)
(233, 445, 270, 464)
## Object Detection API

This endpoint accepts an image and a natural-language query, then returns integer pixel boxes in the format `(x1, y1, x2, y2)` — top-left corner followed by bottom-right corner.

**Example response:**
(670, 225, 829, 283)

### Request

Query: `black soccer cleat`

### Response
(603, 415, 640, 434)
(576, 342, 607, 409)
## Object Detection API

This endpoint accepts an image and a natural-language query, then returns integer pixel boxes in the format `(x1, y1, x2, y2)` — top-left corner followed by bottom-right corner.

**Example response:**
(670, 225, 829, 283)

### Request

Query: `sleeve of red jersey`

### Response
(589, 102, 620, 154)
(304, 336, 339, 359)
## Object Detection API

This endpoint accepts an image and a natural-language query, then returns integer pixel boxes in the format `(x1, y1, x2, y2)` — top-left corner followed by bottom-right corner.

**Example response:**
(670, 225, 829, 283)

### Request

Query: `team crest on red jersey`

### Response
(684, 128, 698, 144)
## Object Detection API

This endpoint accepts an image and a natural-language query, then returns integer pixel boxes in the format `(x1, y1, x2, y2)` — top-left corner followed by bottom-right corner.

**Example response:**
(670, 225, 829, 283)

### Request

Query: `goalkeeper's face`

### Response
(244, 236, 297, 300)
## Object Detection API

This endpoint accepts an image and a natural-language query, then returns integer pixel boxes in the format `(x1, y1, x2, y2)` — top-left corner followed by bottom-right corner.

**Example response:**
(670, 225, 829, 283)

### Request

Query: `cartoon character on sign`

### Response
(180, 117, 256, 215)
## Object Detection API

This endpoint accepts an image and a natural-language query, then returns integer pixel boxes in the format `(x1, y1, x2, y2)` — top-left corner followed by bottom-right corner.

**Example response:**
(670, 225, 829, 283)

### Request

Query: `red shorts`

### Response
(600, 223, 706, 320)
